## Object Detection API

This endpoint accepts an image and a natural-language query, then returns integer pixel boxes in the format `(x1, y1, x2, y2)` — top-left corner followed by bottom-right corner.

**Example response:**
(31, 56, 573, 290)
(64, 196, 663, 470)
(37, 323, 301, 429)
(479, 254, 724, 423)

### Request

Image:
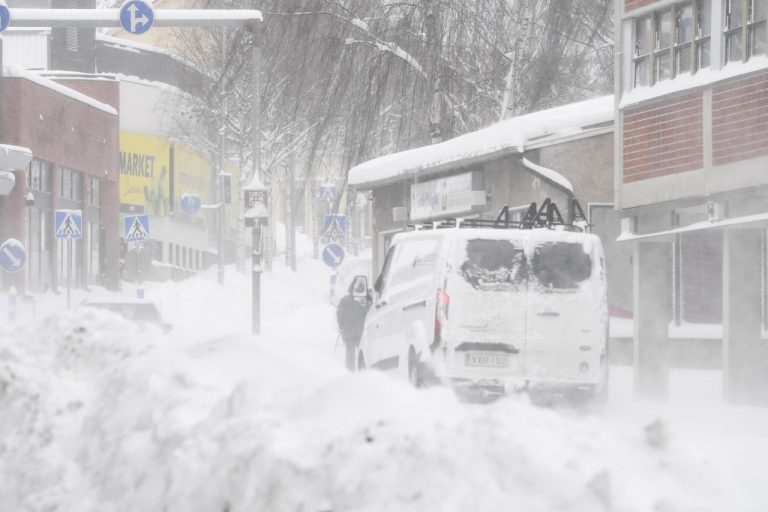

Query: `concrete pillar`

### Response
(633, 240, 672, 398)
(722, 229, 767, 405)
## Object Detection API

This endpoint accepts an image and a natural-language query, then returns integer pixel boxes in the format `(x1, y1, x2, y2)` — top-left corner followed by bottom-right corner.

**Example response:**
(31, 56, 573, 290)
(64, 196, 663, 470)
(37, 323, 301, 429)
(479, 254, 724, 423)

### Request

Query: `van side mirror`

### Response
(352, 275, 368, 299)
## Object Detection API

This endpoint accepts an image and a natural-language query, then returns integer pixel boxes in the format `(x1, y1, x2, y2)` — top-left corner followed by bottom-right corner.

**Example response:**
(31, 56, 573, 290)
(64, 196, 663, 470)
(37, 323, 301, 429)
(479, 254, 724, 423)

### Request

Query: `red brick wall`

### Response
(625, 0, 660, 12)
(54, 78, 120, 111)
(623, 92, 704, 183)
(1, 77, 119, 180)
(712, 72, 768, 166)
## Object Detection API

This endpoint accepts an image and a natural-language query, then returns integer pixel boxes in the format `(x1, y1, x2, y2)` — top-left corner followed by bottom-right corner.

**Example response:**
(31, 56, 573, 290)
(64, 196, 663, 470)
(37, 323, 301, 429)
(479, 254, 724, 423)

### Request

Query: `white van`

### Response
(357, 224, 608, 401)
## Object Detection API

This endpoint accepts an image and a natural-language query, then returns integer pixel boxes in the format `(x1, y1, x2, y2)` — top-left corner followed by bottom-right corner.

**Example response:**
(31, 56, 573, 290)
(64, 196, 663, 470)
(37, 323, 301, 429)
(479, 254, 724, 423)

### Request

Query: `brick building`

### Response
(615, 0, 768, 403)
(0, 67, 120, 292)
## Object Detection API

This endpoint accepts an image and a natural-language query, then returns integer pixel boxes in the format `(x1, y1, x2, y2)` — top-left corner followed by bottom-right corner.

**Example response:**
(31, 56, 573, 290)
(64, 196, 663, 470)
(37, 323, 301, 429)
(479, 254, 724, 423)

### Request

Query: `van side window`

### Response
(532, 242, 592, 290)
(387, 239, 440, 289)
(459, 239, 527, 291)
(374, 245, 398, 294)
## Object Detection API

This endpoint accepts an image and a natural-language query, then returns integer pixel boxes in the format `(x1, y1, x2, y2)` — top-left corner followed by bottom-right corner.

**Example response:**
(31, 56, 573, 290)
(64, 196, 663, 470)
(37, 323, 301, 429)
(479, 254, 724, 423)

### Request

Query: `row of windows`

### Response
(26, 159, 101, 208)
(633, 0, 767, 88)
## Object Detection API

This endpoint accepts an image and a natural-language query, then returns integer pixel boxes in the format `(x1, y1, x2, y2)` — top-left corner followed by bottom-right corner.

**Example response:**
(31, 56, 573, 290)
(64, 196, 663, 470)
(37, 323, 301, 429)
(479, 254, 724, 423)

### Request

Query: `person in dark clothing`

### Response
(336, 277, 370, 371)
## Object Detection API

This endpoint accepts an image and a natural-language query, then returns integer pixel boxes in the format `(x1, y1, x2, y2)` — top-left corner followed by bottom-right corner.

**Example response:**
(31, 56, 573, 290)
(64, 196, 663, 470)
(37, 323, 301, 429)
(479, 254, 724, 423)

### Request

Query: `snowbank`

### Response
(1, 261, 767, 511)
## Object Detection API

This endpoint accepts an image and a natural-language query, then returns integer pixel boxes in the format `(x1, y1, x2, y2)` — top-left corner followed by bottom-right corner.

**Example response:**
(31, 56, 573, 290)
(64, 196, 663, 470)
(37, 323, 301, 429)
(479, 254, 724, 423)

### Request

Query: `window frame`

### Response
(725, 0, 767, 63)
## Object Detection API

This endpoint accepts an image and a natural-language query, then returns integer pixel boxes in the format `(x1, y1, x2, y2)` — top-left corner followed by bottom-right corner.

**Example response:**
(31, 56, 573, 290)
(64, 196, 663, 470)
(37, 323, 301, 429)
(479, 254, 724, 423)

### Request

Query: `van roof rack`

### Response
(407, 198, 591, 232)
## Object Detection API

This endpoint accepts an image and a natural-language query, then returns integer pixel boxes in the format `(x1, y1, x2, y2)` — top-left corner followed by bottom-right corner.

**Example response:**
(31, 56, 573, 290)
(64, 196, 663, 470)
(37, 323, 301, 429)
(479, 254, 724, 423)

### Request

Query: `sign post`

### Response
(244, 177, 269, 334)
(124, 214, 149, 290)
(55, 209, 82, 309)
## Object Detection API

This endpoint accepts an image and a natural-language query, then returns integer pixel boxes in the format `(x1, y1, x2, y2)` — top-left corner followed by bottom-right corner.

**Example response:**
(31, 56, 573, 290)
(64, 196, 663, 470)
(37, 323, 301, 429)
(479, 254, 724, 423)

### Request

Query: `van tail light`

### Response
(433, 289, 450, 351)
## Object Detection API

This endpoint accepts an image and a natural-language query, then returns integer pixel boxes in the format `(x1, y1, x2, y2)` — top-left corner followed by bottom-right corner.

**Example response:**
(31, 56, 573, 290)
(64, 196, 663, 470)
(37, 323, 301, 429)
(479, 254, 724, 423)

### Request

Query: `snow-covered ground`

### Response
(1, 258, 767, 511)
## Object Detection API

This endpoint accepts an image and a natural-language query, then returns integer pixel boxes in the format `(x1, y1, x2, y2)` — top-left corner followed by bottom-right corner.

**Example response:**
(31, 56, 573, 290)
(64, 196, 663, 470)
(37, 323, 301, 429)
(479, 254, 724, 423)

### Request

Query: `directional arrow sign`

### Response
(0, 238, 26, 273)
(0, 2, 11, 33)
(119, 0, 154, 35)
(322, 243, 345, 268)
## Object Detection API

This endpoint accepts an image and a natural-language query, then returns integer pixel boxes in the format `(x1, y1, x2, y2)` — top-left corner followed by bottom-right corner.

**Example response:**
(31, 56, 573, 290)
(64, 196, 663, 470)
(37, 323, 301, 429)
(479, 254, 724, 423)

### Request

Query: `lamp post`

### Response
(244, 176, 268, 334)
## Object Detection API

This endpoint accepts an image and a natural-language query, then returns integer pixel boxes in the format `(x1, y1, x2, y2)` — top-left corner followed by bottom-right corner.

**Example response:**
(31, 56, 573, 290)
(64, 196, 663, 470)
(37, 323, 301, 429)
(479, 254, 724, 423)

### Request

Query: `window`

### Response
(726, 0, 767, 62)
(59, 167, 82, 201)
(633, 1, 711, 88)
(459, 239, 527, 292)
(90, 178, 100, 207)
(532, 242, 592, 291)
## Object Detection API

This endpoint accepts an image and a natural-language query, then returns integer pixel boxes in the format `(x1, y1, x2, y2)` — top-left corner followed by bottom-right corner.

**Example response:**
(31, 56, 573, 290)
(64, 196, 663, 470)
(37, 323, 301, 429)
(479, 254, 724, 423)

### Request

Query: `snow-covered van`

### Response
(357, 219, 608, 401)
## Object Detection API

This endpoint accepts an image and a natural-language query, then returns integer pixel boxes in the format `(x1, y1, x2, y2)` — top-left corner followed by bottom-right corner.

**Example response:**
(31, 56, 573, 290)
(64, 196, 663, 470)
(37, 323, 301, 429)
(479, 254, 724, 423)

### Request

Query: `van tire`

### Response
(408, 348, 422, 388)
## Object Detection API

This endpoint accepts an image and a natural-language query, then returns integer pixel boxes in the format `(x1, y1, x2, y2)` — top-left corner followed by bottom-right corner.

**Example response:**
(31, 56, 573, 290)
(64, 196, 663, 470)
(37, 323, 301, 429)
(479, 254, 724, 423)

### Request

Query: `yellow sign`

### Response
(173, 142, 211, 219)
(119, 132, 170, 215)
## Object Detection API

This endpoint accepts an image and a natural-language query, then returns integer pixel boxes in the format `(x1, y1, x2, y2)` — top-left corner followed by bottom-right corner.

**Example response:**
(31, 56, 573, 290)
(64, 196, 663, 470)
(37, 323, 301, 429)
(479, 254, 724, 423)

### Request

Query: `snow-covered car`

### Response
(357, 224, 608, 402)
(80, 297, 173, 333)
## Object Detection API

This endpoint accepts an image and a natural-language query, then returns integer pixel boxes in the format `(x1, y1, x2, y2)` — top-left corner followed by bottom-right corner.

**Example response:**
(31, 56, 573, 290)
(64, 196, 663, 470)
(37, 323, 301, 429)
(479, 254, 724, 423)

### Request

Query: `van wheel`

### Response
(408, 348, 422, 388)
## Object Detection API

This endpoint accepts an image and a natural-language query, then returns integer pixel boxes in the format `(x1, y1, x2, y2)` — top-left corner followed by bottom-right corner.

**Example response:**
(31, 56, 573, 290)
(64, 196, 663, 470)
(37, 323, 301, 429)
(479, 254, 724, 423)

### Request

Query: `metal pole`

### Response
(251, 21, 263, 333)
(217, 29, 226, 286)
(67, 238, 71, 309)
(252, 224, 261, 334)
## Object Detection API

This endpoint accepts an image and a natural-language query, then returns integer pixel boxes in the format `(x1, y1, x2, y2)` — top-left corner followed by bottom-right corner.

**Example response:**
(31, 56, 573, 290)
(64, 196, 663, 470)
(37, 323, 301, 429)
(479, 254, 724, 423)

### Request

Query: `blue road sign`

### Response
(322, 214, 346, 243)
(0, 239, 26, 273)
(0, 2, 11, 33)
(119, 0, 154, 35)
(319, 184, 336, 203)
(180, 194, 202, 214)
(55, 210, 83, 240)
(322, 243, 345, 268)
(124, 214, 150, 242)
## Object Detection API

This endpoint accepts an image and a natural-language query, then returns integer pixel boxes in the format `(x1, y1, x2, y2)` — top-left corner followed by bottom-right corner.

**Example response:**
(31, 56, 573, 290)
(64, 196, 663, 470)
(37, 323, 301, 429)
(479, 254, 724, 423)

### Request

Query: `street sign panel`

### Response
(124, 214, 150, 242)
(55, 209, 83, 240)
(180, 193, 202, 214)
(322, 214, 346, 243)
(0, 2, 11, 33)
(322, 243, 345, 268)
(319, 184, 336, 203)
(119, 0, 154, 35)
(245, 189, 268, 209)
(0, 238, 26, 273)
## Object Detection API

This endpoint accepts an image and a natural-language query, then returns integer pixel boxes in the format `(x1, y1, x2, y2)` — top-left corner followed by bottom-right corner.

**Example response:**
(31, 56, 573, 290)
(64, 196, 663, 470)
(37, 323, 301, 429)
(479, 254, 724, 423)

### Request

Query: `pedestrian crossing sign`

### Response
(55, 209, 83, 240)
(322, 214, 346, 243)
(319, 184, 336, 203)
(124, 214, 150, 242)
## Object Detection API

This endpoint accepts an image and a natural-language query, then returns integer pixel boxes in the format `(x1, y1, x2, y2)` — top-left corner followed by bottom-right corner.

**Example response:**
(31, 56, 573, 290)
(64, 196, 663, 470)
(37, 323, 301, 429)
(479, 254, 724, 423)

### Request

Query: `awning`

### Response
(617, 211, 768, 242)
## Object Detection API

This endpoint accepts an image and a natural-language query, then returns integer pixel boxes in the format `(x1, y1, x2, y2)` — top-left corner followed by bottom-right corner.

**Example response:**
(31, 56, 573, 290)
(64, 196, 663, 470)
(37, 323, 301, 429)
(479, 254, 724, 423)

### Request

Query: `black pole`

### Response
(252, 224, 261, 334)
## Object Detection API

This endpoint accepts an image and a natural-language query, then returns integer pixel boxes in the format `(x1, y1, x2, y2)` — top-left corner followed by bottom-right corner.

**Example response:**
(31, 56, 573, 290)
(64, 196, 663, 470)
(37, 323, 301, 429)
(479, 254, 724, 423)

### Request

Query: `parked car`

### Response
(80, 297, 173, 333)
(356, 222, 608, 402)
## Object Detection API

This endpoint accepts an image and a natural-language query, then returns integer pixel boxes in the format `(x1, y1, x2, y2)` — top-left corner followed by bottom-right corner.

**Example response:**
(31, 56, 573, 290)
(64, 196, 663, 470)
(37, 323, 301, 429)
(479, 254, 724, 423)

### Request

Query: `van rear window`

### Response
(459, 239, 527, 291)
(532, 242, 591, 290)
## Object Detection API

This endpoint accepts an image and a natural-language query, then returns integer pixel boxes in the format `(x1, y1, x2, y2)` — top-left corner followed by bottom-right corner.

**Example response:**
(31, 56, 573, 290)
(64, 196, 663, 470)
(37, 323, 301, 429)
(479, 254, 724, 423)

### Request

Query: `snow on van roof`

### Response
(348, 95, 614, 189)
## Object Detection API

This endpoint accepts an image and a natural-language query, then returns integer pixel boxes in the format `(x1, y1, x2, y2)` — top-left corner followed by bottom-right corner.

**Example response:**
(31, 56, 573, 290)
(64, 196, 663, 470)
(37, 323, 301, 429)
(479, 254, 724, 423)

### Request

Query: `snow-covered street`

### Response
(1, 259, 767, 512)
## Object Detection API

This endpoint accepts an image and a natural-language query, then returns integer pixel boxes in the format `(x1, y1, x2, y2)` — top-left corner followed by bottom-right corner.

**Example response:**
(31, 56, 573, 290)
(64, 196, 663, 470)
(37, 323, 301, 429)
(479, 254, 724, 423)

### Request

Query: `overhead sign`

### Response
(0, 2, 10, 33)
(124, 214, 150, 242)
(119, 0, 155, 35)
(322, 243, 345, 268)
(319, 184, 336, 203)
(0, 239, 26, 273)
(55, 209, 83, 240)
(322, 214, 346, 243)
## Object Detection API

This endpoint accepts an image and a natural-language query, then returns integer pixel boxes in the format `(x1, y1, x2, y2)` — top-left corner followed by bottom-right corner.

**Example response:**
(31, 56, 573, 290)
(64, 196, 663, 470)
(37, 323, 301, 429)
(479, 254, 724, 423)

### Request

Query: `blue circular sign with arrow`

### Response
(0, 2, 11, 33)
(0, 238, 27, 273)
(119, 0, 154, 35)
(322, 243, 345, 268)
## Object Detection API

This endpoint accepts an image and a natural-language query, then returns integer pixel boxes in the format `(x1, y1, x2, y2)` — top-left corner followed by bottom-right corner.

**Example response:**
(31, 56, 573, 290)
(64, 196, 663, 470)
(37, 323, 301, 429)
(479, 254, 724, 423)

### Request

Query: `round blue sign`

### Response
(180, 194, 201, 215)
(0, 238, 27, 273)
(0, 3, 11, 33)
(119, 0, 154, 35)
(322, 243, 345, 268)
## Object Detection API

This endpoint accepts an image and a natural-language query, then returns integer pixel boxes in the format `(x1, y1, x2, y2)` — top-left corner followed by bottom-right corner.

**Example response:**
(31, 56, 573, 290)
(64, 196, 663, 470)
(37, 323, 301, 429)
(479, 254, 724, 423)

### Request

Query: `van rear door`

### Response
(525, 234, 606, 385)
(445, 234, 528, 378)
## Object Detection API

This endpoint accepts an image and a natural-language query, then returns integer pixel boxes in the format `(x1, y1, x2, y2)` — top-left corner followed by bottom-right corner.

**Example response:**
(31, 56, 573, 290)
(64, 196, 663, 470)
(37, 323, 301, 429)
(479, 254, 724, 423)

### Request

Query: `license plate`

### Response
(465, 351, 509, 368)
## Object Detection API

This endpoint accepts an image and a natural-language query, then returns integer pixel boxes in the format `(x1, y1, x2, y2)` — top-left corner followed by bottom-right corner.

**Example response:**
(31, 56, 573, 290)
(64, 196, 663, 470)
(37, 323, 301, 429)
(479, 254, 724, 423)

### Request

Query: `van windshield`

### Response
(531, 241, 591, 291)
(458, 239, 527, 291)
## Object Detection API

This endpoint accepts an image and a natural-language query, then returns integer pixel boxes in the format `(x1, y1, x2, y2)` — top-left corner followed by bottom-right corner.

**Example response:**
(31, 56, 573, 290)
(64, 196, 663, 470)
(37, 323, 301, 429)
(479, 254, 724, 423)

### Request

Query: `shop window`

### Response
(633, 1, 712, 88)
(726, 0, 767, 62)
(59, 168, 83, 201)
(90, 178, 100, 207)
(674, 231, 723, 325)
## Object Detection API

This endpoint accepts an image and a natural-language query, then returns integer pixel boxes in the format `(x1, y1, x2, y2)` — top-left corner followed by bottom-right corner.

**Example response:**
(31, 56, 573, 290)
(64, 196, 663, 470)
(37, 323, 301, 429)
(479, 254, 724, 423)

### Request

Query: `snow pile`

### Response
(1, 262, 767, 511)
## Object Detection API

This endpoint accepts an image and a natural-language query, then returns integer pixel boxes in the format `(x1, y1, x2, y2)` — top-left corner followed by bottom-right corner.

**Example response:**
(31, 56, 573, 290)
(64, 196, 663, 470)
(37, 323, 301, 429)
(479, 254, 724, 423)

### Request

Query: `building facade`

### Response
(615, 0, 768, 403)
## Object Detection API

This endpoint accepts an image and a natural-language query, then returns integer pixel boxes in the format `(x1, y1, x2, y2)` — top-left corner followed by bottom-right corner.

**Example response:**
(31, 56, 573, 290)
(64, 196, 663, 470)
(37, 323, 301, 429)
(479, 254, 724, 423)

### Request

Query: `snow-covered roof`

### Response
(348, 95, 614, 189)
(3, 65, 118, 115)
